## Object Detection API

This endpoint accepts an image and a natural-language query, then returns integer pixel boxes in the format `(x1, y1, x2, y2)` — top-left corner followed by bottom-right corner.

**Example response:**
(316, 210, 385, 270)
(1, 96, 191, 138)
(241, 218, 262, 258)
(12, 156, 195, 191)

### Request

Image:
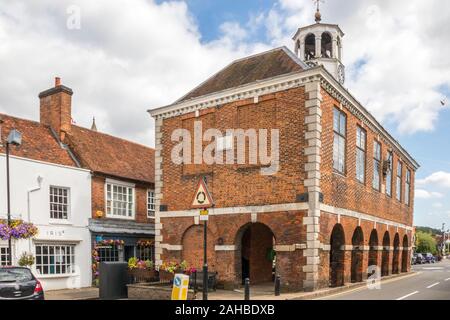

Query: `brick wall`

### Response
(157, 81, 416, 292)
(320, 89, 415, 226)
(91, 175, 154, 223)
(160, 87, 307, 211)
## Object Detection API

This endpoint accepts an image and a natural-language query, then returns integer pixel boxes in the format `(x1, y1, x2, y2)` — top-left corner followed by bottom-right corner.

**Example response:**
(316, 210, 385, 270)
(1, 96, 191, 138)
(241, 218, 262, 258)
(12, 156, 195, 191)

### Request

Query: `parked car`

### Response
(423, 253, 436, 264)
(413, 253, 425, 264)
(0, 267, 44, 300)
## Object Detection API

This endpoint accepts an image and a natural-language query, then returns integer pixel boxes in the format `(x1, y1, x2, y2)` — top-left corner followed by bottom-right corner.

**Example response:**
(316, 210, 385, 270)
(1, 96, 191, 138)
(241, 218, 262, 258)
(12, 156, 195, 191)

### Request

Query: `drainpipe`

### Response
(27, 175, 43, 252)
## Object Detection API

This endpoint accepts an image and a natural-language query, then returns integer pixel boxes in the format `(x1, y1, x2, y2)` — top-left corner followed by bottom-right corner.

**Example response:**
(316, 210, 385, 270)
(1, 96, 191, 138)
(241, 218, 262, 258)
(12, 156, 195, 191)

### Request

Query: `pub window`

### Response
(333, 108, 347, 174)
(106, 182, 135, 219)
(147, 190, 155, 218)
(97, 246, 120, 262)
(356, 126, 366, 183)
(396, 161, 403, 201)
(372, 141, 381, 191)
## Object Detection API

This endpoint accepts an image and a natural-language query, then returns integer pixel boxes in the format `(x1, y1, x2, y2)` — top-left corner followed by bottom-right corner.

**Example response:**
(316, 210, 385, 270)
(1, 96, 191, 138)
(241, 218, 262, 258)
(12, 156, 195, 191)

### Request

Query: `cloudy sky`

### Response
(0, 0, 449, 228)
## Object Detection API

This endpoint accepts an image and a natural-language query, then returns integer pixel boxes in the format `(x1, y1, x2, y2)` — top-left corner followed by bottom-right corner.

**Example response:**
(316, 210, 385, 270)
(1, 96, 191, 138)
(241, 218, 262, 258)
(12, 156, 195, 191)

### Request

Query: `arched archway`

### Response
(329, 224, 345, 287)
(351, 227, 364, 283)
(381, 231, 390, 276)
(368, 229, 379, 278)
(392, 233, 400, 274)
(235, 223, 275, 285)
(402, 235, 409, 272)
(182, 225, 216, 271)
(305, 33, 316, 60)
(321, 32, 332, 58)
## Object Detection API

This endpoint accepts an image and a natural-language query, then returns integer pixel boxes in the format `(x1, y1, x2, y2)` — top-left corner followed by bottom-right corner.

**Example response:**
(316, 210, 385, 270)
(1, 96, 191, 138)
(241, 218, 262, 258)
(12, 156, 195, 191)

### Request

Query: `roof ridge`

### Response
(174, 46, 304, 104)
(0, 112, 44, 127)
(71, 125, 155, 151)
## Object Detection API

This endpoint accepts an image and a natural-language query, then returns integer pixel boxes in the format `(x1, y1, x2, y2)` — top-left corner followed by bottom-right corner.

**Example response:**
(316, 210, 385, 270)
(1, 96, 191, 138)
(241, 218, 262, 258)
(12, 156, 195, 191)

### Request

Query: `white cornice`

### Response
(148, 66, 419, 170)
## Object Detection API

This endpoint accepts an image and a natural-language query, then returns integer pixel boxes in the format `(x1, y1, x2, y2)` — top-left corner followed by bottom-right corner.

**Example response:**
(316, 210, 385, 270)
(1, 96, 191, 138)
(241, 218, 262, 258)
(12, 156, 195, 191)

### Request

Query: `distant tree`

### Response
(415, 226, 441, 236)
(415, 231, 438, 254)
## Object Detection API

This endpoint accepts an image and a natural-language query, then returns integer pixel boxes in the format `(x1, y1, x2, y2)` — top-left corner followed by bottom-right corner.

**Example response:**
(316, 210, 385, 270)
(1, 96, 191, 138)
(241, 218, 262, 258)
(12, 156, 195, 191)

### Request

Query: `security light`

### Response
(7, 129, 22, 146)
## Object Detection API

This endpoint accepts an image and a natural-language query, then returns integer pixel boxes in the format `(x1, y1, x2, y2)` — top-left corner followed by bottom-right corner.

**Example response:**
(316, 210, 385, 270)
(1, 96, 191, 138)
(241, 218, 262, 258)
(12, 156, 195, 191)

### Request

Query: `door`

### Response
(124, 246, 135, 262)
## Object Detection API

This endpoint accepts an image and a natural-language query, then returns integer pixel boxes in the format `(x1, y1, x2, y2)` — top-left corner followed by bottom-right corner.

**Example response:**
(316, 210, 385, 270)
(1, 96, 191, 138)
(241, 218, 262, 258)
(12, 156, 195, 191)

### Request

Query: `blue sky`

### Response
(0, 0, 449, 229)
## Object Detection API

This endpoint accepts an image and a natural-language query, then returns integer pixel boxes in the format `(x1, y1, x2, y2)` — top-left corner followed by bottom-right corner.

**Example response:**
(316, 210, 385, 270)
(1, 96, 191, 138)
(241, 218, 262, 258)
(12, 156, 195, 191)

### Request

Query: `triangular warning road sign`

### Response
(191, 178, 214, 209)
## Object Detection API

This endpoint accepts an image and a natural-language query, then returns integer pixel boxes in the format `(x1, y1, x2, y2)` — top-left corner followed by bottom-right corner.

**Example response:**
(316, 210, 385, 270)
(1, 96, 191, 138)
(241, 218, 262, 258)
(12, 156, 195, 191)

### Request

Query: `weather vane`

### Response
(313, 0, 324, 23)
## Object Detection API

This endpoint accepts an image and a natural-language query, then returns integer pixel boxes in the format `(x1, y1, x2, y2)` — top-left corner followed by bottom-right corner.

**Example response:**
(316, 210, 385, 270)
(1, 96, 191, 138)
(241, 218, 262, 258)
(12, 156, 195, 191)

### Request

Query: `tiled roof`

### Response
(0, 114, 77, 167)
(177, 47, 306, 102)
(65, 125, 155, 184)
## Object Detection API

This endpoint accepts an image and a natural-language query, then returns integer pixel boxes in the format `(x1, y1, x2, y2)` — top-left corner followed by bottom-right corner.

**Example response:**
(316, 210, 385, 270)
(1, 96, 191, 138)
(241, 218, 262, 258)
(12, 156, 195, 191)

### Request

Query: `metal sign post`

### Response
(202, 210, 208, 300)
(191, 178, 214, 301)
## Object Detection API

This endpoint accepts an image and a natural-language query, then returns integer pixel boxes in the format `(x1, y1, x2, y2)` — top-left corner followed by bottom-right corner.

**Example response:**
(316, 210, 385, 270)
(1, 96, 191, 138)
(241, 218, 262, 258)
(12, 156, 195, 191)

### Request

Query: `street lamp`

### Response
(5, 128, 22, 265)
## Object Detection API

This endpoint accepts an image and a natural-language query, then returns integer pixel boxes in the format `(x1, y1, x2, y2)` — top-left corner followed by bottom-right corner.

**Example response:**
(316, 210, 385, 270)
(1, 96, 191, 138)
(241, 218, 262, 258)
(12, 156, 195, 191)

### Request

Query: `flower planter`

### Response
(129, 269, 157, 283)
(159, 269, 185, 283)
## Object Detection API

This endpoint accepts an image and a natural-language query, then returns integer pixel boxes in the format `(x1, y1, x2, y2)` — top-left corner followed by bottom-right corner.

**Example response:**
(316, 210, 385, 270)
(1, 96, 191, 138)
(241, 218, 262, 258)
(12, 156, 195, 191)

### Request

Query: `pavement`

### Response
(316, 258, 450, 300)
(201, 271, 419, 300)
(42, 259, 450, 300)
(45, 287, 99, 300)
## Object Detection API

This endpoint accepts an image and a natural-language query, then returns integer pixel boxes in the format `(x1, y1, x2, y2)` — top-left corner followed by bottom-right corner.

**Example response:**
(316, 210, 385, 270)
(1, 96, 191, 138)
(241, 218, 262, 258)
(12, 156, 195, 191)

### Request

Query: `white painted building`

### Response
(0, 112, 93, 291)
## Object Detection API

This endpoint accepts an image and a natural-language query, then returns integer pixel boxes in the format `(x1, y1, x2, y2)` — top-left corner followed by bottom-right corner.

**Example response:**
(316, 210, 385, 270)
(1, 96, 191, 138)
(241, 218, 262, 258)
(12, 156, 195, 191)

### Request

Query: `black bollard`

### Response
(244, 278, 250, 300)
(275, 275, 281, 296)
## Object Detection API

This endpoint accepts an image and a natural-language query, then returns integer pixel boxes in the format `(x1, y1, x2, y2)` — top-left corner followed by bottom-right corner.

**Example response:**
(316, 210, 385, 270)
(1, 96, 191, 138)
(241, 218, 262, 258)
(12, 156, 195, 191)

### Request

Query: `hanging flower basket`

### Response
(0, 220, 38, 240)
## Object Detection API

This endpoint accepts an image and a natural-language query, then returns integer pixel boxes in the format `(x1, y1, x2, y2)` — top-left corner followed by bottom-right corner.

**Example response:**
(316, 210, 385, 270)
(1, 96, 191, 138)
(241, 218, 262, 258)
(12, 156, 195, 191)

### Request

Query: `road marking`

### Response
(445, 278, 450, 281)
(312, 272, 421, 300)
(423, 267, 443, 270)
(426, 282, 440, 289)
(396, 291, 419, 300)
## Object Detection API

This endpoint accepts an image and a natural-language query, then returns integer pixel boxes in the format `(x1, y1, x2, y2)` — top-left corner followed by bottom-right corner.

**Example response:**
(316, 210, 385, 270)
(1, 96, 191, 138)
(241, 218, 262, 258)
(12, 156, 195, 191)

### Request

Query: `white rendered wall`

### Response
(0, 154, 92, 291)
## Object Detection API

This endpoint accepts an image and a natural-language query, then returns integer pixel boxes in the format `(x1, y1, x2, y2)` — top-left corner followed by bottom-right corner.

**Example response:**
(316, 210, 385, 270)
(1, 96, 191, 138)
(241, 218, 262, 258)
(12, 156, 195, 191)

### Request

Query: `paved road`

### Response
(318, 258, 450, 300)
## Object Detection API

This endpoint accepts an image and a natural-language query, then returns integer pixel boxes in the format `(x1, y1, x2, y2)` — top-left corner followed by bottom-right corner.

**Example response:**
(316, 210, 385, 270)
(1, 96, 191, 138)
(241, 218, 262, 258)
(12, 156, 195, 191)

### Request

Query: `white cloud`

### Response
(0, 0, 448, 147)
(242, 0, 450, 135)
(417, 171, 450, 188)
(415, 189, 444, 199)
(432, 202, 444, 209)
(0, 0, 268, 146)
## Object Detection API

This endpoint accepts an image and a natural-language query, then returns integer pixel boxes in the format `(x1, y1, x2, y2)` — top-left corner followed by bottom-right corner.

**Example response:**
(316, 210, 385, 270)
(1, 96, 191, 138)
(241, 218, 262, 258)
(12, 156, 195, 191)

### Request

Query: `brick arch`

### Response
(329, 223, 345, 287)
(392, 233, 401, 274)
(181, 224, 217, 271)
(351, 227, 364, 283)
(381, 231, 390, 277)
(402, 234, 409, 272)
(368, 229, 379, 277)
(234, 222, 276, 285)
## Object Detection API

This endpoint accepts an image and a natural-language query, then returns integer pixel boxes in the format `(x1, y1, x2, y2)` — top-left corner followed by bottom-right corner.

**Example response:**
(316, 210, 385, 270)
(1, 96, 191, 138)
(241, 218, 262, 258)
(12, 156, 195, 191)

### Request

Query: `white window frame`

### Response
(0, 246, 10, 266)
(105, 179, 136, 220)
(49, 186, 71, 221)
(147, 189, 156, 219)
(34, 243, 76, 276)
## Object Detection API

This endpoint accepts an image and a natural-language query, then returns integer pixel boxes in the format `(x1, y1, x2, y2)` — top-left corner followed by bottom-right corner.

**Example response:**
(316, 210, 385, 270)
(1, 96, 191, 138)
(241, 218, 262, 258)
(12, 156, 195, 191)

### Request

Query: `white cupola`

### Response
(292, 4, 345, 84)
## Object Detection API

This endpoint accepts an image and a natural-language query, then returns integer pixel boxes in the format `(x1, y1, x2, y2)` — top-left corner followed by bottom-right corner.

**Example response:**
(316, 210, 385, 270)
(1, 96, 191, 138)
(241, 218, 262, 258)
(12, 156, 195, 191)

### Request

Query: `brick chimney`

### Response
(39, 77, 73, 141)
